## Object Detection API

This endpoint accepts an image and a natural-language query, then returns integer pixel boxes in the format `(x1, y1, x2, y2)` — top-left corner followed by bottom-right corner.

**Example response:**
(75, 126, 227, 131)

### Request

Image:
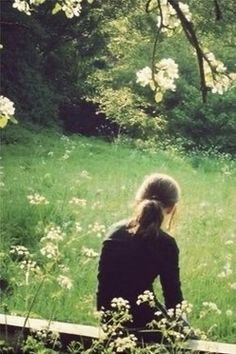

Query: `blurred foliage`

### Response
(0, 0, 235, 151)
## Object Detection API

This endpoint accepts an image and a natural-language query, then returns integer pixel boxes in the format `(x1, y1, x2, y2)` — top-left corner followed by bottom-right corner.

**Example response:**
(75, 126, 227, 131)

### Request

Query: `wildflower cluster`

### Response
(0, 95, 16, 128)
(150, 300, 198, 345)
(10, 245, 30, 259)
(10, 245, 40, 285)
(40, 224, 64, 259)
(157, 0, 192, 35)
(69, 197, 87, 206)
(108, 334, 137, 353)
(111, 297, 131, 312)
(80, 170, 92, 179)
(203, 52, 236, 94)
(22, 328, 61, 353)
(136, 58, 179, 103)
(100, 298, 132, 346)
(200, 301, 222, 318)
(136, 290, 155, 307)
(19, 259, 40, 273)
(218, 254, 233, 278)
(75, 222, 83, 233)
(57, 274, 73, 290)
(27, 193, 49, 205)
(81, 246, 99, 258)
(41, 225, 65, 243)
(88, 222, 106, 237)
(91, 201, 102, 210)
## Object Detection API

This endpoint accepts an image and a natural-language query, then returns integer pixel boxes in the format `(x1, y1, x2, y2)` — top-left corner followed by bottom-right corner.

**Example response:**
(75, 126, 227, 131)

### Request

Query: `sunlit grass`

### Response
(0, 125, 235, 343)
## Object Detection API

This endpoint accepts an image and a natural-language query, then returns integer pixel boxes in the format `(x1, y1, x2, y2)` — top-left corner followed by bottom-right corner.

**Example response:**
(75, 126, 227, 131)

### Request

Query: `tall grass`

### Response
(0, 125, 235, 343)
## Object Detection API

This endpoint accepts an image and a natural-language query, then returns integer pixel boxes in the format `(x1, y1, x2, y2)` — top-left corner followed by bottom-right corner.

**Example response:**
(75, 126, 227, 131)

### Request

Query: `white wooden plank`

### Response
(1, 314, 236, 353)
(0, 314, 101, 338)
(185, 339, 236, 354)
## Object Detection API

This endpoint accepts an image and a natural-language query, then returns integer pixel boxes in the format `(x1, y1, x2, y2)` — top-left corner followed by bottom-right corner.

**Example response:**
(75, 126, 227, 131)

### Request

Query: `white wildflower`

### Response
(200, 301, 221, 318)
(19, 259, 40, 273)
(80, 170, 91, 179)
(40, 243, 59, 259)
(75, 222, 82, 233)
(41, 225, 65, 242)
(69, 197, 87, 206)
(57, 275, 73, 290)
(111, 297, 130, 311)
(27, 193, 49, 205)
(10, 245, 30, 258)
(225, 240, 234, 245)
(88, 222, 106, 237)
(226, 309, 233, 317)
(109, 334, 137, 353)
(137, 290, 155, 307)
(81, 246, 98, 258)
(229, 283, 236, 290)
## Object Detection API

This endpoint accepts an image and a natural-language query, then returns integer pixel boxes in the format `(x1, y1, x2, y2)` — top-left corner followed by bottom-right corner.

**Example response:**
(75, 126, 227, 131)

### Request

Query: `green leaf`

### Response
(9, 116, 18, 124)
(154, 91, 163, 103)
(52, 3, 62, 15)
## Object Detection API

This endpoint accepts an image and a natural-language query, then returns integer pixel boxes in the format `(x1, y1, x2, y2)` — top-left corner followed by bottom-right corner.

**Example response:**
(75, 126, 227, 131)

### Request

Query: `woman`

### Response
(97, 173, 184, 333)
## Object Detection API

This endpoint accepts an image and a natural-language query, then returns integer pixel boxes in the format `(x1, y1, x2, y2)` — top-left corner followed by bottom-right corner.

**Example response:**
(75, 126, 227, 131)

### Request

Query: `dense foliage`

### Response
(1, 0, 235, 151)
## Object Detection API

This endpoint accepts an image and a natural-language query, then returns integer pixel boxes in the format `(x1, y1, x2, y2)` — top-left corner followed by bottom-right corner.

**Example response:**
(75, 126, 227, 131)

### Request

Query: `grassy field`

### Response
(0, 125, 236, 343)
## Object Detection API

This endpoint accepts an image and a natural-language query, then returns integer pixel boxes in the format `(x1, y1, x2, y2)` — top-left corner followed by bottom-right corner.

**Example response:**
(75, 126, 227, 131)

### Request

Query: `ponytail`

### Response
(127, 199, 164, 238)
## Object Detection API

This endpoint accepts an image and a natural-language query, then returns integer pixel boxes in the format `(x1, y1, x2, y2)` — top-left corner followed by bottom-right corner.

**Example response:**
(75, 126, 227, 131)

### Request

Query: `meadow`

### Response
(0, 125, 236, 344)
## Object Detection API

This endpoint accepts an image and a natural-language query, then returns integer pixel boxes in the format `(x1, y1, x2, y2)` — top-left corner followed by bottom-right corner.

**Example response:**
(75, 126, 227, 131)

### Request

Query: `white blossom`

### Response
(136, 67, 153, 87)
(41, 225, 65, 242)
(40, 243, 59, 259)
(80, 170, 91, 179)
(57, 274, 73, 289)
(157, 1, 192, 34)
(81, 246, 99, 258)
(75, 222, 83, 233)
(0, 96, 15, 116)
(137, 290, 155, 307)
(10, 245, 30, 258)
(88, 222, 106, 237)
(200, 302, 221, 318)
(69, 197, 87, 206)
(111, 297, 130, 311)
(12, 0, 31, 15)
(226, 309, 233, 317)
(62, 0, 82, 18)
(136, 58, 179, 102)
(109, 334, 137, 353)
(203, 52, 235, 94)
(27, 193, 49, 205)
(0, 96, 16, 128)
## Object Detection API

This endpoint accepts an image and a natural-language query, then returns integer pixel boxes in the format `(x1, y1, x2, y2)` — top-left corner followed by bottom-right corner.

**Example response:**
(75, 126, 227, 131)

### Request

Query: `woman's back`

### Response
(97, 220, 183, 327)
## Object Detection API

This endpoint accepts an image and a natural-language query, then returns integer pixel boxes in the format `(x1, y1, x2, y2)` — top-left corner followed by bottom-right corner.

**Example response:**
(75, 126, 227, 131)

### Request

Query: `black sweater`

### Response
(97, 221, 183, 327)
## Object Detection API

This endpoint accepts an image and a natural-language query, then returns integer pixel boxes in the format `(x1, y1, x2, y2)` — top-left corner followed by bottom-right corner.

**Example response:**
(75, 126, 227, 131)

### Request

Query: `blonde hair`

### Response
(128, 173, 180, 237)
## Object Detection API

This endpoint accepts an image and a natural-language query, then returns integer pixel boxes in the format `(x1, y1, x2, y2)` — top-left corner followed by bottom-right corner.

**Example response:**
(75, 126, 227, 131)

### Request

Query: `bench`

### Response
(0, 314, 235, 353)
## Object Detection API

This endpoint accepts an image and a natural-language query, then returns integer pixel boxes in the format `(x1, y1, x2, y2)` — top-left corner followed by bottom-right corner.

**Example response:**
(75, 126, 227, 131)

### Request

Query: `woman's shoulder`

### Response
(105, 219, 129, 240)
(158, 229, 179, 251)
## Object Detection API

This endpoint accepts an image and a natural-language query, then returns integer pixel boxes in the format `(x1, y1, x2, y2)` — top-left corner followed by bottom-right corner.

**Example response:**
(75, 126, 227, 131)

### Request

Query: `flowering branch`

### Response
(139, 0, 236, 103)
(167, 0, 208, 102)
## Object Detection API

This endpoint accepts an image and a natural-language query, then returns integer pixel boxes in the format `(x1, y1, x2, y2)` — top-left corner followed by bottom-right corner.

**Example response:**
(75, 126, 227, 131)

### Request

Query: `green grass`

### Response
(0, 125, 236, 343)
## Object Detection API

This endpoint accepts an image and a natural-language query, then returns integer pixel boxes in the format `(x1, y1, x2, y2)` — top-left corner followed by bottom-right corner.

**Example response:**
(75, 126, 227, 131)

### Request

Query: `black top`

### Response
(97, 220, 183, 327)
